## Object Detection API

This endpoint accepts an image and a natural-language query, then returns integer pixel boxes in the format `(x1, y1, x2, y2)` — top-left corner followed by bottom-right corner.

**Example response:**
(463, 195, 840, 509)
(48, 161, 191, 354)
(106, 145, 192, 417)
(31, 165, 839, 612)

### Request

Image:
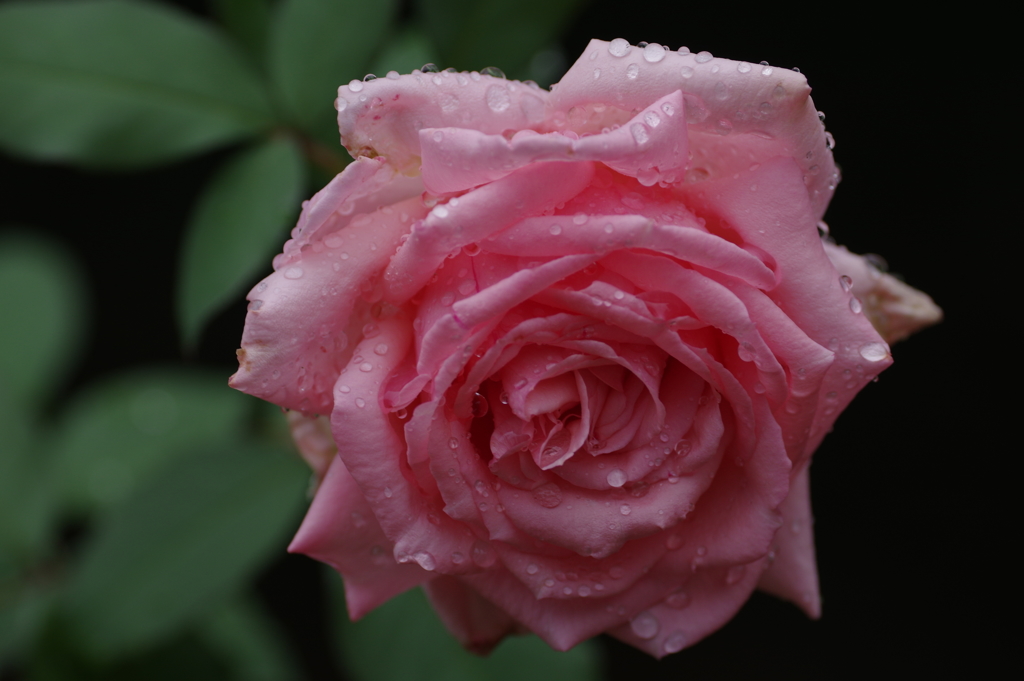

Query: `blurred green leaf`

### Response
(369, 26, 440, 77)
(269, 0, 398, 146)
(198, 596, 302, 681)
(0, 231, 87, 408)
(0, 0, 274, 168)
(212, 0, 272, 67)
(50, 369, 253, 513)
(415, 0, 584, 77)
(0, 581, 56, 667)
(177, 136, 305, 351)
(332, 576, 601, 681)
(62, 442, 308, 658)
(0, 384, 54, 568)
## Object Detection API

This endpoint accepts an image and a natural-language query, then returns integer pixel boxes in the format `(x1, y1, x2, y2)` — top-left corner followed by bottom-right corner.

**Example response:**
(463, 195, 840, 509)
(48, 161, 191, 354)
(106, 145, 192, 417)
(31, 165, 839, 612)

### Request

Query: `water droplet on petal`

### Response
(383, 486, 393, 498)
(850, 297, 863, 313)
(680, 66, 694, 78)
(284, 266, 304, 279)
(737, 61, 752, 73)
(630, 123, 650, 145)
(663, 632, 687, 654)
(607, 469, 627, 487)
(355, 397, 366, 408)
(859, 342, 889, 362)
(526, 563, 539, 575)
(413, 551, 435, 570)
(630, 611, 660, 639)
(348, 79, 364, 92)
(549, 224, 562, 235)
(644, 110, 661, 127)
(643, 43, 666, 62)
(609, 38, 630, 57)
(626, 63, 639, 80)
(665, 589, 691, 609)
(619, 503, 631, 516)
(386, 70, 400, 80)
(694, 51, 713, 63)
(486, 84, 511, 112)
(532, 483, 563, 508)
(451, 551, 464, 564)
(471, 540, 498, 567)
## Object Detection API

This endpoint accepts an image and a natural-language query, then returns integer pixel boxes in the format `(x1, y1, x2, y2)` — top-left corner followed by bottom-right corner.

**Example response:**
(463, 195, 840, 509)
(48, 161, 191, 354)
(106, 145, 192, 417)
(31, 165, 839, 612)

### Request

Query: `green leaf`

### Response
(62, 443, 308, 658)
(0, 383, 54, 567)
(197, 596, 302, 681)
(415, 0, 584, 77)
(0, 231, 87, 408)
(49, 369, 253, 512)
(0, 0, 274, 168)
(332, 576, 601, 681)
(368, 26, 440, 77)
(212, 0, 272, 67)
(177, 136, 305, 351)
(269, 0, 398, 146)
(0, 582, 56, 666)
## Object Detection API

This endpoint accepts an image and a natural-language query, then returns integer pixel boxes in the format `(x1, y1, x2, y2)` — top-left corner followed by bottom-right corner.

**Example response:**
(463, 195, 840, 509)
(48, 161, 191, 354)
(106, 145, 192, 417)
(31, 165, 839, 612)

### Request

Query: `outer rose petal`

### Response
(823, 241, 942, 343)
(336, 71, 551, 173)
(551, 39, 837, 220)
(423, 576, 518, 655)
(289, 454, 430, 619)
(757, 464, 821, 619)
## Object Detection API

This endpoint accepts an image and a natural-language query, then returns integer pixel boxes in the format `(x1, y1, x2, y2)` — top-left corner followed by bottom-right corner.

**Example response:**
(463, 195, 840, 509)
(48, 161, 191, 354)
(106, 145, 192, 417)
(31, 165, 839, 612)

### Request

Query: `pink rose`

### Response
(231, 39, 934, 657)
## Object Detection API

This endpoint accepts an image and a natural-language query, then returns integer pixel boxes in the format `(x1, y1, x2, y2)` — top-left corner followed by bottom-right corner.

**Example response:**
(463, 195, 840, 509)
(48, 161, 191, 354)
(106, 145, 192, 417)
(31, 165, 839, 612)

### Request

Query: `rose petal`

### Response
(757, 463, 821, 618)
(289, 454, 430, 619)
(331, 314, 478, 576)
(230, 194, 422, 414)
(608, 559, 767, 658)
(552, 39, 837, 219)
(337, 72, 551, 173)
(679, 157, 892, 461)
(423, 576, 518, 655)
(823, 241, 942, 344)
(383, 161, 594, 303)
(419, 90, 688, 194)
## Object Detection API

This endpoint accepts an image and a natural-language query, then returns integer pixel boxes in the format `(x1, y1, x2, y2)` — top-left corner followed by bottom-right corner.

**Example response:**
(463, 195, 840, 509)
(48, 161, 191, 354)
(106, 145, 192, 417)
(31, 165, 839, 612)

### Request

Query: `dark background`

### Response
(0, 1, 999, 678)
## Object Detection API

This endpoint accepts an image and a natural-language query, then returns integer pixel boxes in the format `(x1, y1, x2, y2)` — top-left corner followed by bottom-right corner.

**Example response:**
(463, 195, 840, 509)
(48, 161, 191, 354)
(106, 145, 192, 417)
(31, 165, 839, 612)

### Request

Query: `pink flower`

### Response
(231, 39, 936, 657)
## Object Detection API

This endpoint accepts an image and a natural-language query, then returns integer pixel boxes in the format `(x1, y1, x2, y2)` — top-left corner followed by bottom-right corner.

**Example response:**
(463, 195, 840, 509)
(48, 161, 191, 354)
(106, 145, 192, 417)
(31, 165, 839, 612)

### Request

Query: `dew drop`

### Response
(284, 266, 304, 280)
(593, 68, 601, 79)
(355, 397, 366, 408)
(526, 563, 539, 575)
(383, 486, 393, 498)
(619, 503, 632, 516)
(471, 540, 498, 567)
(486, 85, 511, 112)
(549, 224, 562, 235)
(451, 551, 464, 564)
(607, 468, 627, 488)
(348, 79, 364, 92)
(761, 65, 774, 76)
(665, 589, 691, 609)
(626, 63, 639, 80)
(532, 483, 563, 508)
(480, 66, 506, 79)
(644, 110, 661, 127)
(630, 612, 660, 639)
(859, 342, 889, 362)
(642, 43, 666, 62)
(850, 297, 863, 313)
(448, 437, 459, 450)
(661, 102, 675, 116)
(359, 362, 373, 372)
(630, 123, 650, 145)
(840, 275, 852, 291)
(694, 51, 713, 63)
(608, 38, 630, 57)
(663, 632, 687, 654)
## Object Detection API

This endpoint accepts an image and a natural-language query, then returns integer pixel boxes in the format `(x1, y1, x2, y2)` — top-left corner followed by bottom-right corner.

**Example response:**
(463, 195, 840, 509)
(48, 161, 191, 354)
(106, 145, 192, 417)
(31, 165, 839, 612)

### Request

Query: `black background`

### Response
(0, 1, 1001, 678)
